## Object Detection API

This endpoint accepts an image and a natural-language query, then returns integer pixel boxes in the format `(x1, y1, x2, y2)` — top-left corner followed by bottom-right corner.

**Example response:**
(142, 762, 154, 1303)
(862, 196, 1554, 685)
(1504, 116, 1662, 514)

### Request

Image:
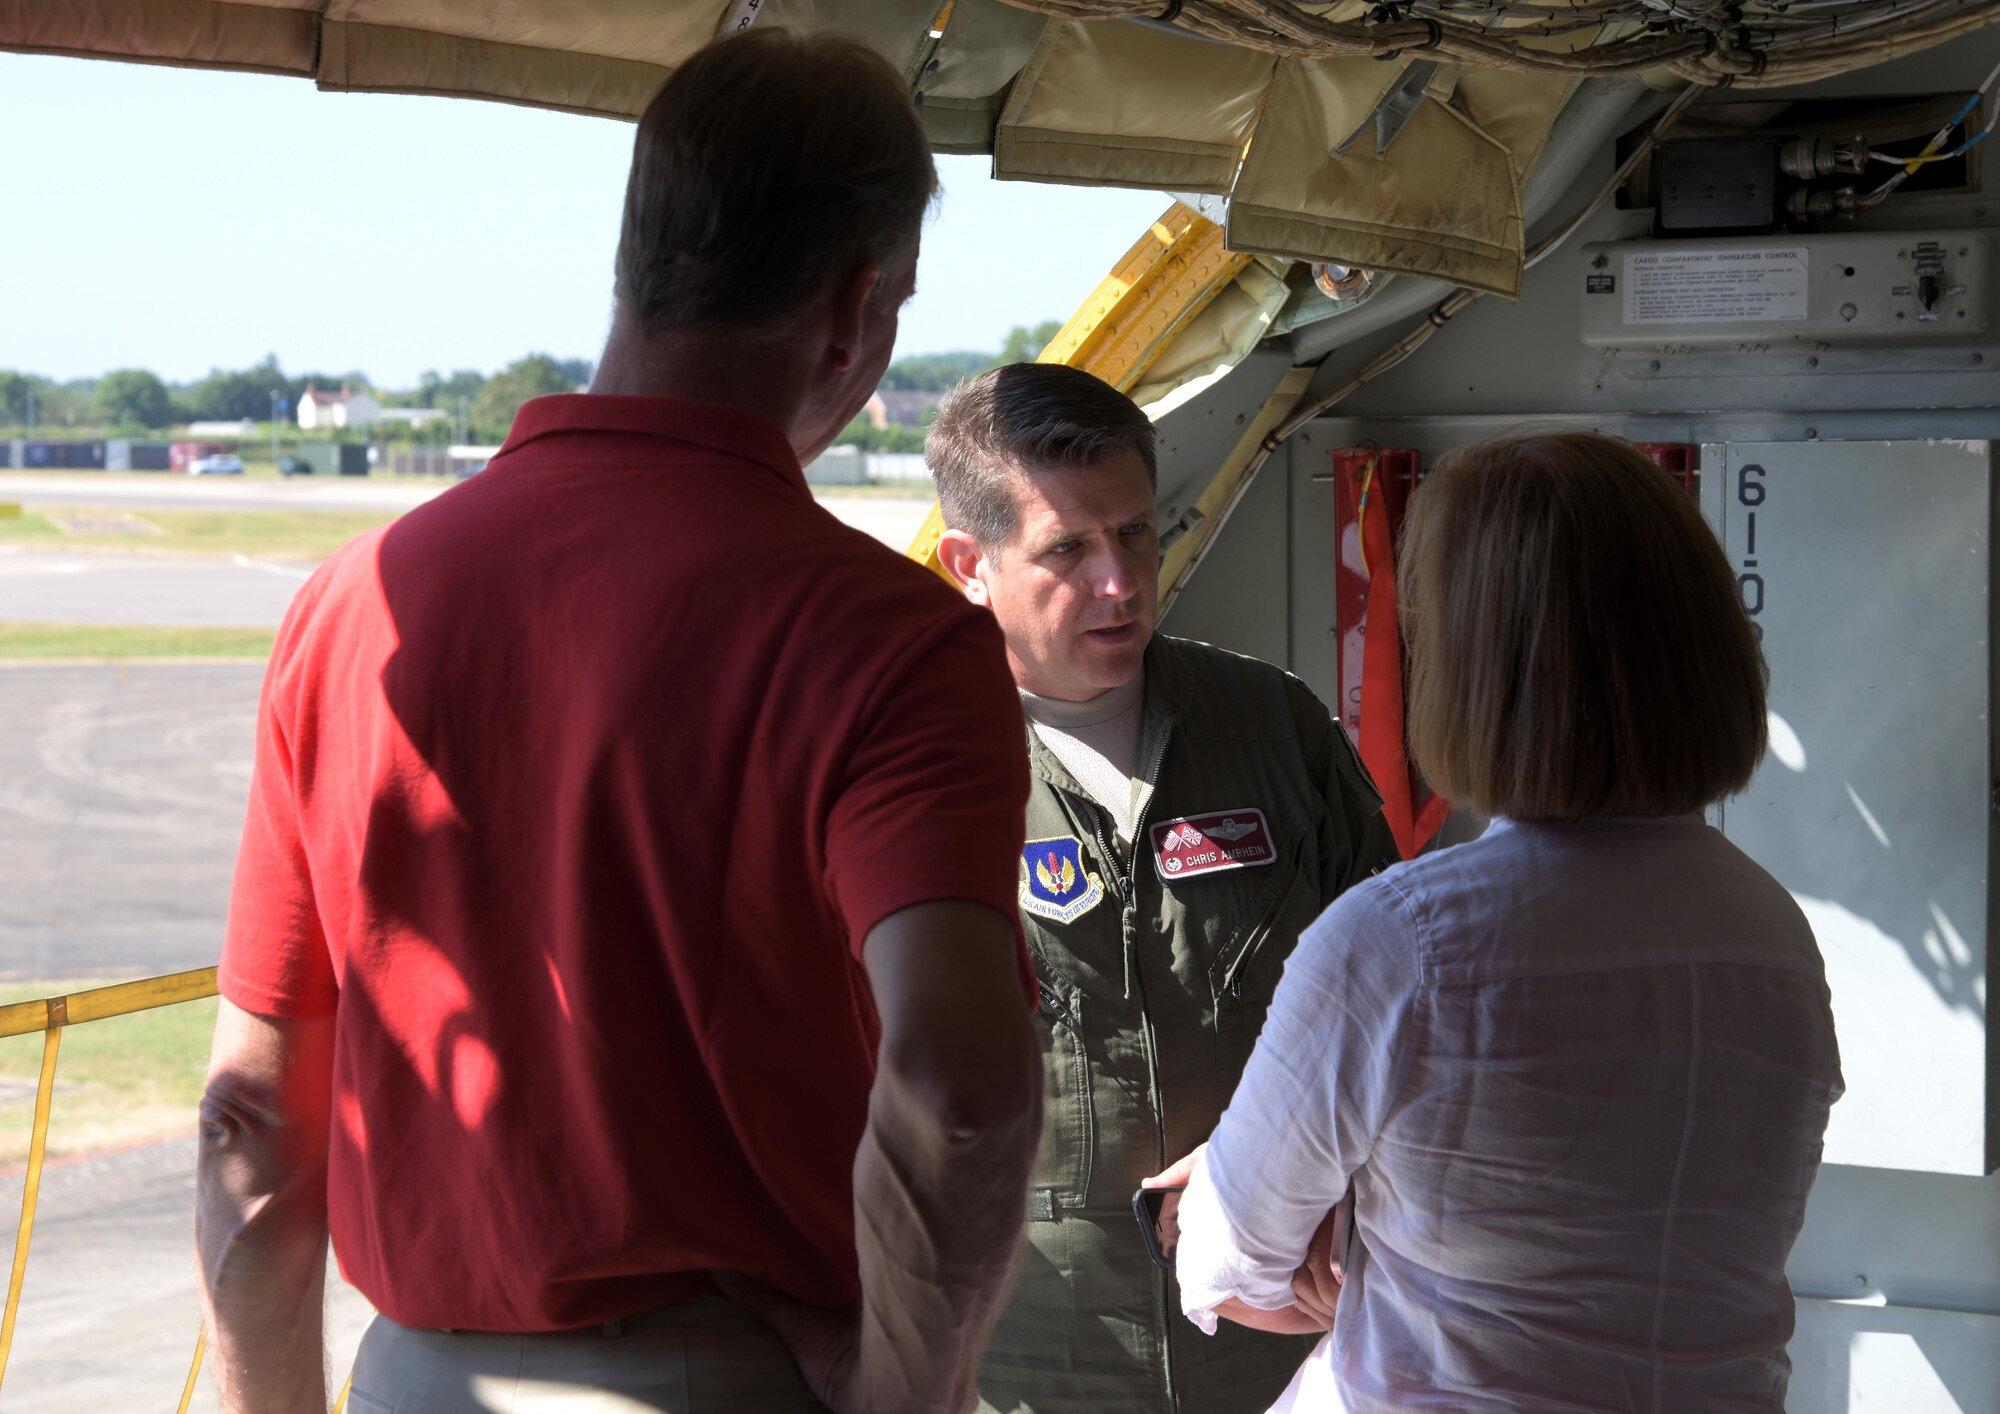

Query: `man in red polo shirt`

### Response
(196, 30, 1042, 1414)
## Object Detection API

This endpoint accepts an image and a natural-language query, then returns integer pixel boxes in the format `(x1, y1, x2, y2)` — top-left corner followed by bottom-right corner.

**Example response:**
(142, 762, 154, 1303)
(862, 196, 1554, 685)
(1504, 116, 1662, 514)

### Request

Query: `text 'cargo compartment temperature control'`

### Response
(1578, 231, 1993, 350)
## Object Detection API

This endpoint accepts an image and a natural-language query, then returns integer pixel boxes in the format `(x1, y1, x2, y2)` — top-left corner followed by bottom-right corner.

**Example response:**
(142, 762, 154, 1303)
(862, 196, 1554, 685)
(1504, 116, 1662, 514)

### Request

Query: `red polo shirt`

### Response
(220, 394, 1031, 1332)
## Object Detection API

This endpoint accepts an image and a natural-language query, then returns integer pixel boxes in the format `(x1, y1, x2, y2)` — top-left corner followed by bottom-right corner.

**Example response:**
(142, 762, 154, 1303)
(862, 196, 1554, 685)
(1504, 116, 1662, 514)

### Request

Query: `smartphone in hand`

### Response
(1132, 1185, 1185, 1270)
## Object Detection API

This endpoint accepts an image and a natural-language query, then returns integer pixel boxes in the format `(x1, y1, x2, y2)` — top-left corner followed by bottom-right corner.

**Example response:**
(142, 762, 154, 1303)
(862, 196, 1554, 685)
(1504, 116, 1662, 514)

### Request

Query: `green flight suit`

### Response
(977, 634, 1395, 1414)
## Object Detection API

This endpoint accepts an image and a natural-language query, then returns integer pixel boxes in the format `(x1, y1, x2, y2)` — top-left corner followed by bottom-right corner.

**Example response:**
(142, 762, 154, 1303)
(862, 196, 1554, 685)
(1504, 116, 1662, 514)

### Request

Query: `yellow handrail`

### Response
(0, 968, 221, 1403)
(0, 965, 219, 1039)
(0, 1022, 60, 1398)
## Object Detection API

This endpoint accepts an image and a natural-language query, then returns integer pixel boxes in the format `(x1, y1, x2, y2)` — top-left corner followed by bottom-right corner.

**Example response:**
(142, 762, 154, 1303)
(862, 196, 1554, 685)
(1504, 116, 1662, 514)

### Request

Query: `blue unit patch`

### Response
(1019, 835, 1105, 925)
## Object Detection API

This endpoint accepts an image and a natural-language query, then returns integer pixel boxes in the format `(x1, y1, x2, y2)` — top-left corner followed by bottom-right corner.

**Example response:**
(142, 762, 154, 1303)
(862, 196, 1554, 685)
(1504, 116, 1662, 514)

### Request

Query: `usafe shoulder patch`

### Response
(1019, 836, 1106, 925)
(1150, 809, 1276, 882)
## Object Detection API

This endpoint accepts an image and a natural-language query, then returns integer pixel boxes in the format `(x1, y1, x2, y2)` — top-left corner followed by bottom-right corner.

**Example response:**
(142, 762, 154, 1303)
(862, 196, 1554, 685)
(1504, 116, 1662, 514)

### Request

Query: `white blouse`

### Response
(1175, 815, 1843, 1414)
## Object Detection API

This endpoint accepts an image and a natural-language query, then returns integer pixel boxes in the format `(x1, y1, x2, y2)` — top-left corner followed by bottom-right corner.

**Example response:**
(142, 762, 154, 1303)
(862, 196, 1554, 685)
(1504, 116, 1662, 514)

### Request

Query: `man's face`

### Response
(968, 449, 1160, 702)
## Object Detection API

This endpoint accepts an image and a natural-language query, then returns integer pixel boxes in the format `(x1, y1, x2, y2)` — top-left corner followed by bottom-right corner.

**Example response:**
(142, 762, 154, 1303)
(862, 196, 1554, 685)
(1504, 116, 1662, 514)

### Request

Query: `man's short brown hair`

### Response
(927, 363, 1158, 546)
(614, 29, 936, 336)
(1399, 431, 1767, 821)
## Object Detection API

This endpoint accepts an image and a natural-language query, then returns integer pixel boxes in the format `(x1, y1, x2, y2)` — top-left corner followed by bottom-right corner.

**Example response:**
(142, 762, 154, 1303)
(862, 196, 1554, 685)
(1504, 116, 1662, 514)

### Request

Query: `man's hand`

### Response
(710, 1274, 862, 1409)
(745, 901, 1038, 1414)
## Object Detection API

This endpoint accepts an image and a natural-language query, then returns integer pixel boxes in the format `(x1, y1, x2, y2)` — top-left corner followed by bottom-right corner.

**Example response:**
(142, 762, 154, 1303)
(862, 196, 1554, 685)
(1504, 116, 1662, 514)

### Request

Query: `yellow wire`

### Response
(177, 1327, 207, 1414)
(0, 1020, 63, 1397)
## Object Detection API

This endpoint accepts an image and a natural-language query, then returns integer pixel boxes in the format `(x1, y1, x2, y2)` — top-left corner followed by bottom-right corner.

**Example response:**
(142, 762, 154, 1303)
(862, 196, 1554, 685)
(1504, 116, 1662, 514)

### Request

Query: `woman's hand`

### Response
(1288, 1196, 1349, 1331)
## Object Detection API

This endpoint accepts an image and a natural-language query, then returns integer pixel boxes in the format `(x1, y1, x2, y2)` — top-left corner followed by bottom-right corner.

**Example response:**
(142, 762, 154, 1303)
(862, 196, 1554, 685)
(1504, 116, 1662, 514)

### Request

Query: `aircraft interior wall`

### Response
(1156, 31, 2000, 1411)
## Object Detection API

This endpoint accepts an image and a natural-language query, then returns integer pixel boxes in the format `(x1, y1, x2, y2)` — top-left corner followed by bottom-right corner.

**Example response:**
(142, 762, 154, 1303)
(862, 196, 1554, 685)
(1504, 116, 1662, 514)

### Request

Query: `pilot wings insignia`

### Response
(1207, 818, 1256, 842)
(1020, 836, 1104, 925)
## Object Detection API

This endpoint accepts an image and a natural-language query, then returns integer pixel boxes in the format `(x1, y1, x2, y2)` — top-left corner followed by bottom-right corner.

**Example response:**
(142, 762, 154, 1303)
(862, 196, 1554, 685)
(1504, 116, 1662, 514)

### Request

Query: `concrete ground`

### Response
(0, 663, 260, 981)
(0, 472, 448, 516)
(0, 491, 931, 982)
(0, 480, 935, 1407)
(0, 548, 311, 627)
(0, 1136, 373, 1413)
(0, 471, 934, 542)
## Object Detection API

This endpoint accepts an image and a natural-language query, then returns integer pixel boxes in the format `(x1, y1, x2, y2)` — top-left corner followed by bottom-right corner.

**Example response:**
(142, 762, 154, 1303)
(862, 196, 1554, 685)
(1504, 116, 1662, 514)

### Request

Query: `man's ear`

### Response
(823, 262, 880, 373)
(936, 528, 990, 605)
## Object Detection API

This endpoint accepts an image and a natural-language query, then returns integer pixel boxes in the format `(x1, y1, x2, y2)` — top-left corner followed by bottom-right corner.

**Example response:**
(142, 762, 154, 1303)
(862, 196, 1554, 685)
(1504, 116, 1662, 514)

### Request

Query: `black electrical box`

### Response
(1657, 138, 1782, 233)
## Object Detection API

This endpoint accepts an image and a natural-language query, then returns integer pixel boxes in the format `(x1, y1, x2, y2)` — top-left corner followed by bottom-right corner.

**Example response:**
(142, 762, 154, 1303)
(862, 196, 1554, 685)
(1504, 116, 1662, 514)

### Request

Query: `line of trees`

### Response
(1, 320, 1060, 450)
(837, 320, 1063, 453)
(0, 353, 596, 444)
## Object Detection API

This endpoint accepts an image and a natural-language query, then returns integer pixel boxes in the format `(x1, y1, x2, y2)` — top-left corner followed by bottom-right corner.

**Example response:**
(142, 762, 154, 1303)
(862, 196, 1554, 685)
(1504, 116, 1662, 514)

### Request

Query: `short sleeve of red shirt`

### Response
(822, 608, 1032, 985)
(219, 572, 340, 1019)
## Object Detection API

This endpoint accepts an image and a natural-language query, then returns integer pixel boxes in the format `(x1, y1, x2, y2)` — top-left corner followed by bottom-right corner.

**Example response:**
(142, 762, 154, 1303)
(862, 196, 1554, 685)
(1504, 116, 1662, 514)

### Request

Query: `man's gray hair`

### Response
(927, 363, 1158, 547)
(614, 30, 936, 337)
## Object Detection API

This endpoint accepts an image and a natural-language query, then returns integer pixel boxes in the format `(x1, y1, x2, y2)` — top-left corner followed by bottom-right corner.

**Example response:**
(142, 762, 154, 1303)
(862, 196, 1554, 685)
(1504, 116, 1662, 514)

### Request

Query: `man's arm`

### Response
(195, 999, 334, 1414)
(723, 899, 1042, 1414)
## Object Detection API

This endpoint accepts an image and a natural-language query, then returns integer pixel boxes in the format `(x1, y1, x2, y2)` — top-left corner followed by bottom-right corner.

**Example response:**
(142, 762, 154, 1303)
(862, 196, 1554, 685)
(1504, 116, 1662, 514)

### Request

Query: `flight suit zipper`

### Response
(1047, 719, 1182, 1409)
(1123, 724, 1180, 1411)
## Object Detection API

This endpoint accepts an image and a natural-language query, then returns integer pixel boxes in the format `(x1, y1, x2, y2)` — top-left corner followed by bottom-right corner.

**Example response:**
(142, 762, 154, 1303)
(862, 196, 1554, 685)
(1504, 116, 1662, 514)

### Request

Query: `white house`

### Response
(296, 384, 383, 431)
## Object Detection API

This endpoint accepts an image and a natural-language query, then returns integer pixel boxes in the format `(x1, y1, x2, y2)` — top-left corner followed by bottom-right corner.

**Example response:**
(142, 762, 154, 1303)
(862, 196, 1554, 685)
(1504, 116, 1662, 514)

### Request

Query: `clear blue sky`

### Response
(0, 52, 1168, 390)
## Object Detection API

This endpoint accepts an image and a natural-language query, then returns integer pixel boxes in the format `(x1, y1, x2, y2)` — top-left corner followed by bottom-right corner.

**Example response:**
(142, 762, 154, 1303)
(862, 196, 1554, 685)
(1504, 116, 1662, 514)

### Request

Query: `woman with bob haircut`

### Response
(1168, 431, 1844, 1412)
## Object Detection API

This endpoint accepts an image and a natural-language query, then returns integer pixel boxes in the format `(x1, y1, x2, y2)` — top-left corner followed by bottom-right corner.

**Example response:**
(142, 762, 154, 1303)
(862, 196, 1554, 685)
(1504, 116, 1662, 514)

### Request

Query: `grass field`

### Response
(0, 979, 217, 1167)
(0, 622, 276, 660)
(0, 506, 398, 559)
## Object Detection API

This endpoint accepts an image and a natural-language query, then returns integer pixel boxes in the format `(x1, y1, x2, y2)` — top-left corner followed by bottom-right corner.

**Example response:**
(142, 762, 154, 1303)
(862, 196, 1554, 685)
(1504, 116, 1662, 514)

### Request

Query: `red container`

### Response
(1632, 441, 1700, 498)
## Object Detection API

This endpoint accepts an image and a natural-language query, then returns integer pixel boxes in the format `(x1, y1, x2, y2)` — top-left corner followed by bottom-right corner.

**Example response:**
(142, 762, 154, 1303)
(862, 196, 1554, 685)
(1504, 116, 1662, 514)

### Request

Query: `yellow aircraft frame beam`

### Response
(905, 203, 1254, 582)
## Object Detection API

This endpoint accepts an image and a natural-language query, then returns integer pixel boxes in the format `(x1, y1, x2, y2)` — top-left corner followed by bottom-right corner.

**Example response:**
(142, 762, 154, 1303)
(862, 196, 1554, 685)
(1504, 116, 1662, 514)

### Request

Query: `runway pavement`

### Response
(0, 493, 935, 981)
(0, 547, 310, 627)
(0, 472, 936, 545)
(0, 663, 260, 980)
(0, 1136, 373, 1413)
(0, 486, 933, 630)
(0, 483, 941, 1408)
(0, 471, 448, 515)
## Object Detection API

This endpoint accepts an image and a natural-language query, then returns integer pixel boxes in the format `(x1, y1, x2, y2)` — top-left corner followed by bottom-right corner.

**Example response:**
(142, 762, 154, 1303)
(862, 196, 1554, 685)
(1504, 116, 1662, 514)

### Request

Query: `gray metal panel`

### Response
(1790, 1298, 2000, 1413)
(1712, 440, 1990, 1178)
(1152, 348, 1298, 665)
(1790, 1164, 2000, 1321)
(1579, 232, 1996, 348)
(1156, 422, 1291, 669)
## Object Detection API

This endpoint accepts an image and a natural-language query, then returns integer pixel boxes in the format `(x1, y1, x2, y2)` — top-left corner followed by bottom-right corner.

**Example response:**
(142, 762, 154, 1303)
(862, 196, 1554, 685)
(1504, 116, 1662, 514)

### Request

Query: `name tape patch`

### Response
(1150, 809, 1276, 882)
(1019, 835, 1105, 925)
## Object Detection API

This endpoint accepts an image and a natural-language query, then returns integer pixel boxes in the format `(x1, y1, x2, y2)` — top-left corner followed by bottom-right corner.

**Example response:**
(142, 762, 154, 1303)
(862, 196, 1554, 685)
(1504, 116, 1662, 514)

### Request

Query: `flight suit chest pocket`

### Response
(1205, 818, 1318, 1064)
(1031, 979, 1094, 1211)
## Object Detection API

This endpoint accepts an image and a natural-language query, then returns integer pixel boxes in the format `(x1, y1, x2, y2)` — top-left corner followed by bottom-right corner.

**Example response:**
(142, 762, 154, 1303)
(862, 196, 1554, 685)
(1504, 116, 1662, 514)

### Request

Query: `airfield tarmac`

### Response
(0, 491, 934, 982)
(0, 478, 933, 1407)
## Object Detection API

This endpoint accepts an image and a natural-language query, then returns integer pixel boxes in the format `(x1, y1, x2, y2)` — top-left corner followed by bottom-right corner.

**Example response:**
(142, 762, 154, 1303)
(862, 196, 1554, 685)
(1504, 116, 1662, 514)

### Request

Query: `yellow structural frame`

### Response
(904, 203, 1254, 582)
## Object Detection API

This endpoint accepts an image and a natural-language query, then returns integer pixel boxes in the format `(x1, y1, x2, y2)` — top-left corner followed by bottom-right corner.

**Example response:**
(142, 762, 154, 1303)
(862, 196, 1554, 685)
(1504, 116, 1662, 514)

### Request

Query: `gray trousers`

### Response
(348, 1296, 834, 1413)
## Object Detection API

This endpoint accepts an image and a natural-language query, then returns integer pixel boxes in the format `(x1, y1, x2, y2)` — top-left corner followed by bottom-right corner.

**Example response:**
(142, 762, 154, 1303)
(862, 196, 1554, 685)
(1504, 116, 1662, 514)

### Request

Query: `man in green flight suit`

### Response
(929, 362, 1397, 1414)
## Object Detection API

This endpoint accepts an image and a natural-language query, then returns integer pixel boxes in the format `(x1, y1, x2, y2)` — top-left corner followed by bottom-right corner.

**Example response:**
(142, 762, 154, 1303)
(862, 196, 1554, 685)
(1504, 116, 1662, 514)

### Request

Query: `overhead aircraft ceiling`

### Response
(4, 1, 1994, 295)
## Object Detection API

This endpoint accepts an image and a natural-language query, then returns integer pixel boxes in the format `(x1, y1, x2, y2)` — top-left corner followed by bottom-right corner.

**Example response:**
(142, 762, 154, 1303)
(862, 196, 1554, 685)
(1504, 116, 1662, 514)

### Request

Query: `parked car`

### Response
(276, 454, 312, 477)
(187, 453, 245, 476)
